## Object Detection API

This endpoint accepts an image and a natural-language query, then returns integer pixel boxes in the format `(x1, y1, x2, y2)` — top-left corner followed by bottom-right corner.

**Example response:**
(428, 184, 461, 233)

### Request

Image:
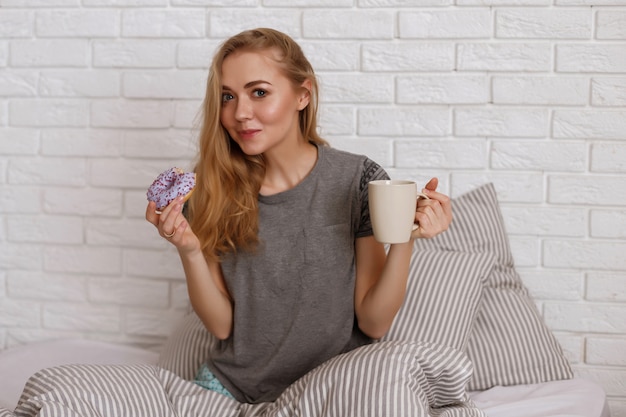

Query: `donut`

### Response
(147, 167, 196, 213)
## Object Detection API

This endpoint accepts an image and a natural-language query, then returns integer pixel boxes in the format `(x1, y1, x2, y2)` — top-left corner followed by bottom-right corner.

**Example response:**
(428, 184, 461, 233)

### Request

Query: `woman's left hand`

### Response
(411, 177, 452, 239)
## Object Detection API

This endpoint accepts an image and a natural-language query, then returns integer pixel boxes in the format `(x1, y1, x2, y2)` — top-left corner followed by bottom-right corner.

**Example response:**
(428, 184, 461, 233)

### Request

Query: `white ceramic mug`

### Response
(368, 180, 421, 244)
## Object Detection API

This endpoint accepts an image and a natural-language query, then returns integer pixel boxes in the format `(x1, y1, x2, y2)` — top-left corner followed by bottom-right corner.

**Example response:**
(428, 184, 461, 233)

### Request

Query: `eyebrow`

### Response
(222, 80, 272, 90)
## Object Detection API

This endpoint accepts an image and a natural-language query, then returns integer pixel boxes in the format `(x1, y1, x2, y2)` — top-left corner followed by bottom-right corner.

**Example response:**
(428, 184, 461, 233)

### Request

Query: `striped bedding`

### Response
(0, 340, 484, 417)
(412, 183, 572, 390)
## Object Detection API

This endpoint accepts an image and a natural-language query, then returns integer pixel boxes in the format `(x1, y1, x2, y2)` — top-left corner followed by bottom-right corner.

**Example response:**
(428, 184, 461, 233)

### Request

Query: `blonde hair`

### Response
(187, 28, 327, 262)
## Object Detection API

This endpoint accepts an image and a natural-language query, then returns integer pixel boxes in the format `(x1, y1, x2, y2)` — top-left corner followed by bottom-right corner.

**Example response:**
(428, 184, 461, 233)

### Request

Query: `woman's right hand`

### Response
(145, 196, 201, 256)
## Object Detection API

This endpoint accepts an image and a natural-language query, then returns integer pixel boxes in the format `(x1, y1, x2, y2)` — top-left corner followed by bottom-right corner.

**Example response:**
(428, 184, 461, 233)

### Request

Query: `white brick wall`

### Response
(0, 2, 625, 412)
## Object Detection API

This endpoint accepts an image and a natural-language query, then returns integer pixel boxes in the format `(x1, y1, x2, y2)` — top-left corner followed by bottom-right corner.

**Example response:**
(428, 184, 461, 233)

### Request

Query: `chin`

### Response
(235, 141, 265, 157)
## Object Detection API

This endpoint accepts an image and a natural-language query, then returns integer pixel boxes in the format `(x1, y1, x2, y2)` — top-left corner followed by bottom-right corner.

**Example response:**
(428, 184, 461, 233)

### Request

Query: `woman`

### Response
(146, 27, 452, 404)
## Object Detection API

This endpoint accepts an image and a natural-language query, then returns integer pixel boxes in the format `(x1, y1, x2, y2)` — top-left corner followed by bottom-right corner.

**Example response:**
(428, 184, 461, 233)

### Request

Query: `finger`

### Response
(422, 187, 447, 202)
(146, 201, 159, 226)
(422, 190, 452, 218)
(412, 212, 434, 239)
(157, 198, 183, 234)
(168, 220, 188, 244)
(414, 202, 436, 224)
(431, 192, 452, 221)
(419, 199, 448, 224)
(158, 195, 185, 223)
(416, 197, 442, 216)
(424, 177, 438, 192)
(414, 200, 449, 236)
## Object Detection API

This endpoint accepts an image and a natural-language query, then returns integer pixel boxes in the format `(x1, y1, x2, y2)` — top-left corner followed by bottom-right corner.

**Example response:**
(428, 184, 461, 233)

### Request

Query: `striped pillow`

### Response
(381, 250, 495, 351)
(412, 182, 573, 390)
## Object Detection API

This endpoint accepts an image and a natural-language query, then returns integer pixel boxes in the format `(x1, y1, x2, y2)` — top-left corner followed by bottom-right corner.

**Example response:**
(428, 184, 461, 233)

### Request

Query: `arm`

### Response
(354, 237, 413, 340)
(178, 247, 233, 340)
(354, 178, 452, 339)
(146, 197, 234, 340)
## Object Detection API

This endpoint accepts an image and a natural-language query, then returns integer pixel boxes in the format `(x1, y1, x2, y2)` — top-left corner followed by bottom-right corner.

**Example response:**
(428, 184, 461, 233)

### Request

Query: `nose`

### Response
(234, 96, 252, 121)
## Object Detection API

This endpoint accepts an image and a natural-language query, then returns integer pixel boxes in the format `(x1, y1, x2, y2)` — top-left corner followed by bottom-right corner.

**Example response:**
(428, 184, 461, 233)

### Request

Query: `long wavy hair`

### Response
(187, 28, 327, 262)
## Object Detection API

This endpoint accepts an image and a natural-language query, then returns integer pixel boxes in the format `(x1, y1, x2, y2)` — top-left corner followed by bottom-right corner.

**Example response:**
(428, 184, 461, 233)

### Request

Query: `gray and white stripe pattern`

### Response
(243, 340, 484, 417)
(4, 340, 484, 417)
(382, 251, 495, 351)
(412, 183, 572, 391)
(12, 364, 239, 417)
(157, 307, 215, 381)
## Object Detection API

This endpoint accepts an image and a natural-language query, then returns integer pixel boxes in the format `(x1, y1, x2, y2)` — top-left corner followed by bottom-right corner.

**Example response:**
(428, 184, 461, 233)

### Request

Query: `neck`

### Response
(260, 140, 318, 196)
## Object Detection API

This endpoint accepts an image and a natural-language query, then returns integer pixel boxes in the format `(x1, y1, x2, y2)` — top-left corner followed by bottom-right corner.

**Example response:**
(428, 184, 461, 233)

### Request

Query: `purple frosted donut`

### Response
(147, 167, 196, 213)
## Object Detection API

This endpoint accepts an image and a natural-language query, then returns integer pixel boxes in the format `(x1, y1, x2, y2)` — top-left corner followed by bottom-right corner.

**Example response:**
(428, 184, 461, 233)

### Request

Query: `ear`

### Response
(297, 79, 312, 111)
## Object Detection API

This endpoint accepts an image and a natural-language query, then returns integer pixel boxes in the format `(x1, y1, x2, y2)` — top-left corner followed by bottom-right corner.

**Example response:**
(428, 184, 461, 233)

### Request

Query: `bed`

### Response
(0, 339, 610, 416)
(0, 184, 611, 417)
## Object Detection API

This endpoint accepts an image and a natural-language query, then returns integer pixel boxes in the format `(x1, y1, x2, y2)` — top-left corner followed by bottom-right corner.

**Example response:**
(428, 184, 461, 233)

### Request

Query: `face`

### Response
(219, 49, 310, 157)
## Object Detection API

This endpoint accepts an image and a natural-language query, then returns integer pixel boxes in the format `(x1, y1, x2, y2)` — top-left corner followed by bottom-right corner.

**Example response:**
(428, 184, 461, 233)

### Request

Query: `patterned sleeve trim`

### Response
(357, 158, 390, 238)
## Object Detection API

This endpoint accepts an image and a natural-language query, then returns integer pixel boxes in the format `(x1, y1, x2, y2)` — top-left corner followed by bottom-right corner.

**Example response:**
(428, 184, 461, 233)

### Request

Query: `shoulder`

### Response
(320, 146, 389, 193)
(361, 157, 388, 184)
(321, 145, 386, 176)
(317, 145, 389, 189)
(321, 145, 368, 166)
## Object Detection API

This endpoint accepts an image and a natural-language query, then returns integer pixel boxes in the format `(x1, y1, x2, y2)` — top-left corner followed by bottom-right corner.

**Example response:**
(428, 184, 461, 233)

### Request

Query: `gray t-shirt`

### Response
(207, 145, 389, 403)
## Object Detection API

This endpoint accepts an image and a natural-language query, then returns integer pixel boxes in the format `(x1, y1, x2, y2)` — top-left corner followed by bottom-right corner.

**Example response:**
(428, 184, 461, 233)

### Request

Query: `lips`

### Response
(238, 129, 261, 140)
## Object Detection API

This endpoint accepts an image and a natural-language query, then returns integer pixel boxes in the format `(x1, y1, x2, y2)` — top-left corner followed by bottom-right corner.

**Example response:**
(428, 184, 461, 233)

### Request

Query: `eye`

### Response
(252, 89, 267, 98)
(222, 93, 234, 103)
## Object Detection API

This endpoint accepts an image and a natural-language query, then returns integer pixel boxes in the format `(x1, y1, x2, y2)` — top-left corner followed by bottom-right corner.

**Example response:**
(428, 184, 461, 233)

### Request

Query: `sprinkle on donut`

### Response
(147, 167, 196, 213)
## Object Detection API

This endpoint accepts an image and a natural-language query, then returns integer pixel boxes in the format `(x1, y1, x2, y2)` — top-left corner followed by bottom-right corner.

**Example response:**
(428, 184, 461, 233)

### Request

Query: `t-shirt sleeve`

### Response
(356, 158, 390, 238)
